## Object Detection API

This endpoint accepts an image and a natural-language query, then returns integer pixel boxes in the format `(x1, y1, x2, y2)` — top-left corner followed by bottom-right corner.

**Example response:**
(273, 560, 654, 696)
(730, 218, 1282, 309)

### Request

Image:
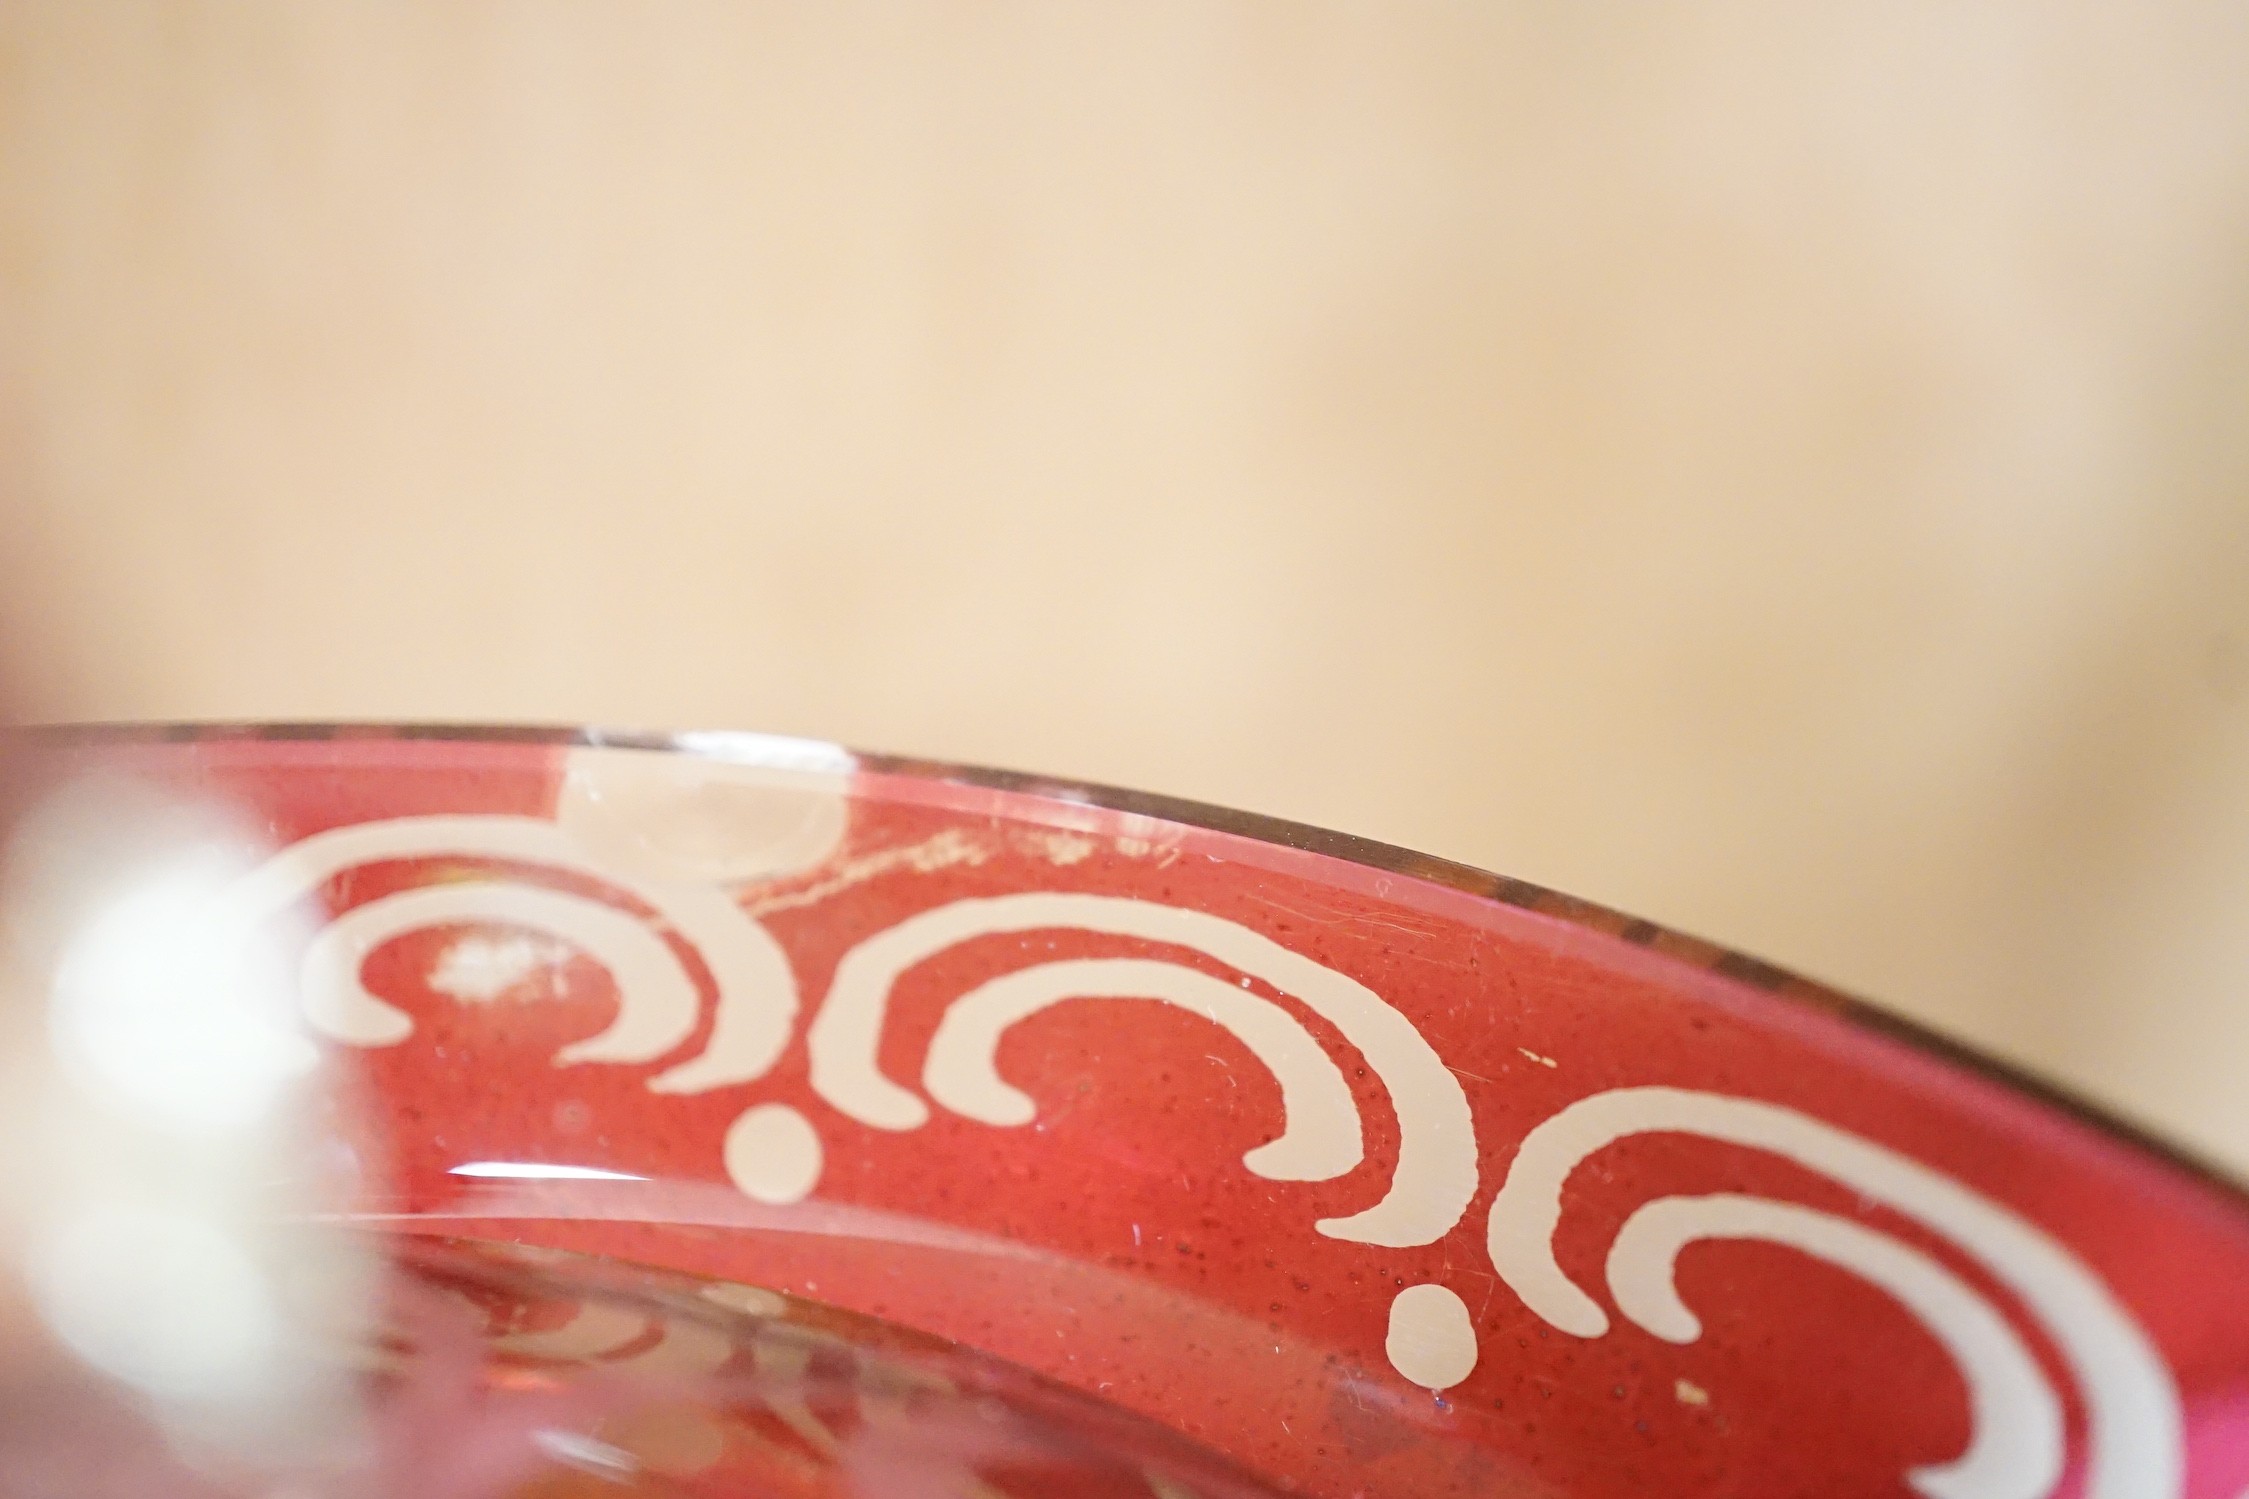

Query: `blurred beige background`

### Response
(1, 4, 2245, 1169)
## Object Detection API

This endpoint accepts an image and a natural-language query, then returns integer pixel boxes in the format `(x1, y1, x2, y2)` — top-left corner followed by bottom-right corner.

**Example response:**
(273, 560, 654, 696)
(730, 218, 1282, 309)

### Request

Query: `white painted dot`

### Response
(1385, 1283, 1478, 1390)
(700, 1281, 788, 1319)
(723, 1105, 823, 1205)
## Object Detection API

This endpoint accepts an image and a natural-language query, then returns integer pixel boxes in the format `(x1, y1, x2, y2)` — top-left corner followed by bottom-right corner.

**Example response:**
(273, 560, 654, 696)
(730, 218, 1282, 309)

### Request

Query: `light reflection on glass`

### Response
(448, 1161, 648, 1182)
(26, 1200, 284, 1403)
(0, 773, 373, 1481)
(49, 850, 318, 1137)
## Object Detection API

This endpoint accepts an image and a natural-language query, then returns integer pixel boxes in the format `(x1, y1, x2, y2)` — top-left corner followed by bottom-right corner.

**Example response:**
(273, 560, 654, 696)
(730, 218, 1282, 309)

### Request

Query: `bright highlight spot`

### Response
(49, 853, 317, 1136)
(449, 1161, 647, 1181)
(28, 1202, 284, 1402)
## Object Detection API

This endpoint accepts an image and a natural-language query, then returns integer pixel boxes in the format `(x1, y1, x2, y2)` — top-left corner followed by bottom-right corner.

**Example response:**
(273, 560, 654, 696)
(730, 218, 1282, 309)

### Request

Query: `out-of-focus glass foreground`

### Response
(0, 5, 2244, 1174)
(0, 763, 1285, 1498)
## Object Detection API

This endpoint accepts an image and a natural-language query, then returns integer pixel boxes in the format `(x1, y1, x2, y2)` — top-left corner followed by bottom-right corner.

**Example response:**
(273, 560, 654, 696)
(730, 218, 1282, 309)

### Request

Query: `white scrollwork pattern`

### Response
(222, 813, 800, 1091)
(1486, 1086, 2182, 1499)
(921, 956, 1364, 1183)
(804, 891, 1478, 1250)
(223, 789, 2192, 1445)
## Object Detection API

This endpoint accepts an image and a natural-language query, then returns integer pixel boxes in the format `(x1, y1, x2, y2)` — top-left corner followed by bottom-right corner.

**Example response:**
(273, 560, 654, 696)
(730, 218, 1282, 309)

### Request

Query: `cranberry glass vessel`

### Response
(29, 724, 2249, 1499)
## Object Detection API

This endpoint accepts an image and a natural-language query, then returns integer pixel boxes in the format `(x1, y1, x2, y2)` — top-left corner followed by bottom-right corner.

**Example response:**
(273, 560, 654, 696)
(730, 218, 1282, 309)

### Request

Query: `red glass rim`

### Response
(20, 715, 2245, 1210)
